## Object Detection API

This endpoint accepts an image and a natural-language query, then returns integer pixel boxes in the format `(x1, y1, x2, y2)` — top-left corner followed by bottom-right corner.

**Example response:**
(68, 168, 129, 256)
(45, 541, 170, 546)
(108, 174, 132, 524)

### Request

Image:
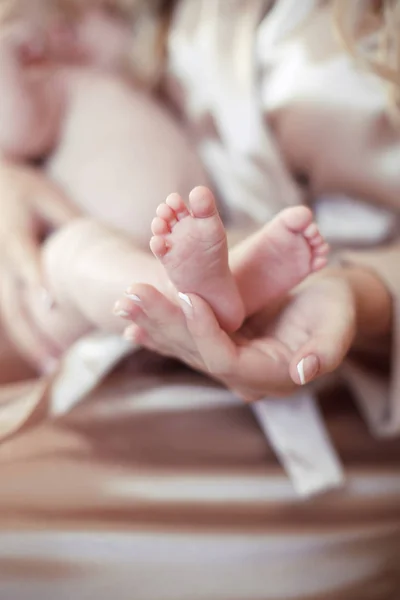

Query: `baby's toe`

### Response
(151, 216, 170, 236)
(311, 256, 328, 271)
(150, 235, 169, 258)
(188, 186, 218, 219)
(166, 193, 189, 218)
(281, 206, 314, 233)
(303, 221, 321, 241)
(156, 203, 177, 227)
(314, 242, 330, 256)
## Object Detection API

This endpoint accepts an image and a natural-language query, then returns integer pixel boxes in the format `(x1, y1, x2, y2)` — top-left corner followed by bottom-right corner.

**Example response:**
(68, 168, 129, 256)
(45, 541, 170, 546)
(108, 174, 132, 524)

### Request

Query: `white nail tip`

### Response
(297, 359, 306, 385)
(125, 293, 141, 303)
(115, 310, 130, 318)
(178, 292, 192, 307)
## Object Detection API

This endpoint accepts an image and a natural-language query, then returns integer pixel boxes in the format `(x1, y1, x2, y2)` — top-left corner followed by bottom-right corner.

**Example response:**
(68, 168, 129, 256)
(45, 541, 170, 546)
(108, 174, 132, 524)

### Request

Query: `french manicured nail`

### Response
(125, 291, 141, 303)
(297, 355, 319, 385)
(178, 292, 193, 315)
(113, 301, 130, 318)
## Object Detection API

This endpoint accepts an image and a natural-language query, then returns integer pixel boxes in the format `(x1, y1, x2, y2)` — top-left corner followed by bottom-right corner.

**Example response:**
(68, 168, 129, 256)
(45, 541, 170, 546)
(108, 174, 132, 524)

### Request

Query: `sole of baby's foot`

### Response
(149, 186, 245, 332)
(233, 206, 329, 317)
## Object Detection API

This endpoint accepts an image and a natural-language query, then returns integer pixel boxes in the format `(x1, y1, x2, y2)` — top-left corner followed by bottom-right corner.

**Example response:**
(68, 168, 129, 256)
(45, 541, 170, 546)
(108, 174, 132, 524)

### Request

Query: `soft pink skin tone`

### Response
(149, 187, 328, 331)
(0, 6, 207, 366)
(31, 182, 327, 359)
(115, 260, 392, 400)
(1, 176, 389, 398)
(0, 5, 328, 363)
(0, 6, 391, 401)
(0, 7, 203, 240)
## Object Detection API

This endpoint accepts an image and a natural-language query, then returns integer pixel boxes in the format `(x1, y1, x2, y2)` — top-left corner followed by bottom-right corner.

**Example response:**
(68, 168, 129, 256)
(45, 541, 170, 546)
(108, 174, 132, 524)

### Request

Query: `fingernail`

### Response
(178, 292, 193, 316)
(178, 292, 192, 307)
(125, 292, 141, 303)
(113, 301, 130, 318)
(297, 355, 319, 385)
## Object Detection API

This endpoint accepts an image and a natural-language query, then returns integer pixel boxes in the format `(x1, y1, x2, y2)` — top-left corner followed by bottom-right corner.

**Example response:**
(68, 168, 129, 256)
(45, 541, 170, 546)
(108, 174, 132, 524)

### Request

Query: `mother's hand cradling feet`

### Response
(114, 269, 356, 402)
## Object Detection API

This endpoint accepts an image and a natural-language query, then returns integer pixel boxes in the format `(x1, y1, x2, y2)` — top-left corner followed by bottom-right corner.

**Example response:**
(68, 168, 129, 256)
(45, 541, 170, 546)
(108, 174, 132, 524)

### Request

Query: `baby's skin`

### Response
(26, 183, 328, 368)
(0, 5, 328, 364)
(0, 5, 207, 360)
(0, 5, 205, 244)
(149, 187, 328, 331)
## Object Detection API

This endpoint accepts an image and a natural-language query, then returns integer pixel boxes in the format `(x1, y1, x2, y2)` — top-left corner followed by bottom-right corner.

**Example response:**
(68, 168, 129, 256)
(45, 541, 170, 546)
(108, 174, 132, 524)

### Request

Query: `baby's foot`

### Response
(232, 206, 329, 317)
(150, 186, 245, 332)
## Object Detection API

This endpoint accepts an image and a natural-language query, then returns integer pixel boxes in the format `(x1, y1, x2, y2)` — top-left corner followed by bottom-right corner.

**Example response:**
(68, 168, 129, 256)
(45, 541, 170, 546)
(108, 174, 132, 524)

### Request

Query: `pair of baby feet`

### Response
(147, 186, 328, 333)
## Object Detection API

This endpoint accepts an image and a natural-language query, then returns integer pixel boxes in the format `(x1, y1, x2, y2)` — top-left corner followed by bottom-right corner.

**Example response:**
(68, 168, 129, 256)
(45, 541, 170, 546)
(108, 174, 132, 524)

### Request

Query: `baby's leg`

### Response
(0, 21, 63, 159)
(151, 187, 328, 329)
(23, 219, 172, 359)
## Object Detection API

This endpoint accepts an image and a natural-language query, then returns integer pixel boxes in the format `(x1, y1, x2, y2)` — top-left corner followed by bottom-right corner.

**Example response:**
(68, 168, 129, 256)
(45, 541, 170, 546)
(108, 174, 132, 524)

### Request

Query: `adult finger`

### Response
(177, 292, 238, 377)
(182, 295, 293, 399)
(290, 308, 356, 386)
(120, 283, 203, 367)
(0, 265, 60, 372)
(4, 229, 45, 289)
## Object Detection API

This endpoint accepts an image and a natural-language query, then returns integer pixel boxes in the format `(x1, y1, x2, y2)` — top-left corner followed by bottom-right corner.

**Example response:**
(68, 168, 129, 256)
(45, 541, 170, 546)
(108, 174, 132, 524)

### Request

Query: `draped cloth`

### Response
(1, 1, 400, 597)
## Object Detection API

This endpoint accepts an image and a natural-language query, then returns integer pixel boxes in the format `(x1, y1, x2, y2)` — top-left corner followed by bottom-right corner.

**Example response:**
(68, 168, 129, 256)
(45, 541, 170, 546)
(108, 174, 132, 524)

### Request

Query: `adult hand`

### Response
(0, 262, 63, 373)
(0, 161, 79, 370)
(114, 270, 357, 401)
(0, 160, 78, 288)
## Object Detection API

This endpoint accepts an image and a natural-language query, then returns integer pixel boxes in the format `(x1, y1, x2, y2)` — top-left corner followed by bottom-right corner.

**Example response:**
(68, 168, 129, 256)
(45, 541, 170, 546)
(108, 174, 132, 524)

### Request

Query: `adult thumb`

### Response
(289, 315, 356, 386)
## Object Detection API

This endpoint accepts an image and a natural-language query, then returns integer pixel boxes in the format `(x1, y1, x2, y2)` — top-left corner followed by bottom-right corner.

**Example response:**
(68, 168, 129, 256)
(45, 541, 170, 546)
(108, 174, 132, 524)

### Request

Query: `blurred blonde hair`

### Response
(2, 0, 399, 103)
(334, 0, 400, 119)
